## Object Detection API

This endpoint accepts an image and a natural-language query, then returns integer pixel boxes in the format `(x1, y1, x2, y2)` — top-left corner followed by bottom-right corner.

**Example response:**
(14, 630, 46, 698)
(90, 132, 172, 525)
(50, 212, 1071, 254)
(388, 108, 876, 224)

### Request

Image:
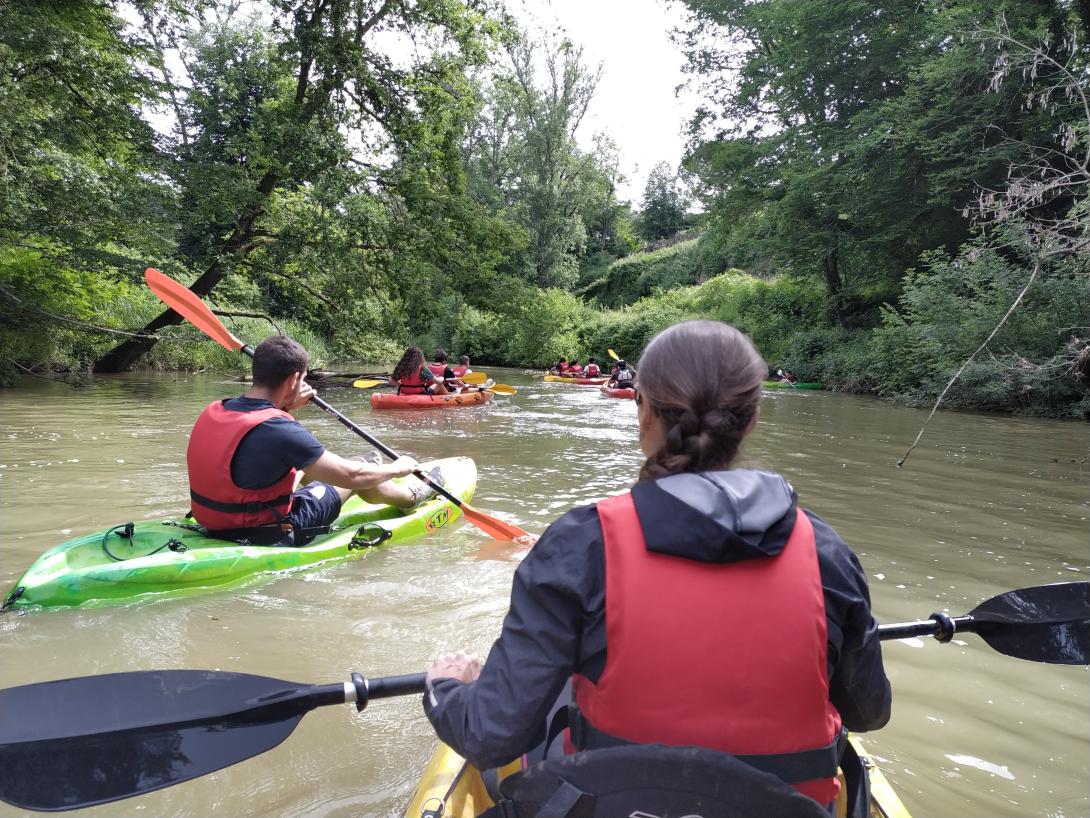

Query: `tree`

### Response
(638, 161, 689, 241)
(93, 0, 503, 371)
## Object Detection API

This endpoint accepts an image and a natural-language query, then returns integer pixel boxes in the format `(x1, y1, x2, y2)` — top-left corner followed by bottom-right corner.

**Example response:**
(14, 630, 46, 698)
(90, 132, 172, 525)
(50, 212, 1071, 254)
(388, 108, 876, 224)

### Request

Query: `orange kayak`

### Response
(543, 375, 607, 385)
(601, 386, 635, 399)
(370, 391, 493, 410)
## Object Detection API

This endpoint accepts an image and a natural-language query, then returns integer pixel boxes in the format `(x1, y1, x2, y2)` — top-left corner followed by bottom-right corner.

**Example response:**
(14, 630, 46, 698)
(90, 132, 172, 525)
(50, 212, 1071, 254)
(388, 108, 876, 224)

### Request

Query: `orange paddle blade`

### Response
(461, 503, 534, 543)
(145, 268, 244, 352)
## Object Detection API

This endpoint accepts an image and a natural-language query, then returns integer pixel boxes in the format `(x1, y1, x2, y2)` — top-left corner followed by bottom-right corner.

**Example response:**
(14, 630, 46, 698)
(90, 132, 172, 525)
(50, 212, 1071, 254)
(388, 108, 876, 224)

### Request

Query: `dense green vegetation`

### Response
(1, 1, 1086, 416)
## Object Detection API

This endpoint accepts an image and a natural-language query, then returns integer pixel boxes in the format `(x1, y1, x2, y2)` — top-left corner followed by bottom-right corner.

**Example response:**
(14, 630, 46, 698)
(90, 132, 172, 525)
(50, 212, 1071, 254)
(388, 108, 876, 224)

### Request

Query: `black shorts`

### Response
(284, 481, 343, 544)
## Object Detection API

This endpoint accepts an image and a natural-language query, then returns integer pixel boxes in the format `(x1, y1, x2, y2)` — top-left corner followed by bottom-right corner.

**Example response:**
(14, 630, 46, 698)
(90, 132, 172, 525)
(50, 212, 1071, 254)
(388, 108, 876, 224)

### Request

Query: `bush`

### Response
(868, 245, 1089, 415)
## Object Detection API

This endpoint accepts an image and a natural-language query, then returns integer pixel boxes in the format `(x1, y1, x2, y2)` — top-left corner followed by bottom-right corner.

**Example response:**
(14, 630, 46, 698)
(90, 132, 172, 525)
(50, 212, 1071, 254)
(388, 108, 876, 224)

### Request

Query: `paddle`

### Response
(608, 348, 620, 360)
(0, 668, 427, 812)
(145, 268, 530, 543)
(877, 580, 1090, 665)
(352, 378, 517, 395)
(0, 582, 1085, 811)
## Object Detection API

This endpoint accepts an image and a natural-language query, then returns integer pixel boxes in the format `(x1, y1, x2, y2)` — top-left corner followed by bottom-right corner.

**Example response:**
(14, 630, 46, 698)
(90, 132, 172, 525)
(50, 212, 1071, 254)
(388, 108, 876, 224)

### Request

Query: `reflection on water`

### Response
(0, 370, 1086, 817)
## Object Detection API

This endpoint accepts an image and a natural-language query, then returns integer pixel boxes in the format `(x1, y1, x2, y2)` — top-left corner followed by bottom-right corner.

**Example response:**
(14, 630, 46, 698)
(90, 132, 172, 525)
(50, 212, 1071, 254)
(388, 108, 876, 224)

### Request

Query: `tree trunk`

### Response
(823, 246, 845, 324)
(94, 177, 277, 372)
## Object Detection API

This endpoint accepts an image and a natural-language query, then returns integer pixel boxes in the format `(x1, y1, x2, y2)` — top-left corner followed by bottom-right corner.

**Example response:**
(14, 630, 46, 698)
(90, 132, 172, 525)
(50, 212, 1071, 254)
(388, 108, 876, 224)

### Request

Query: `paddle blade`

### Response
(0, 670, 311, 811)
(970, 581, 1090, 665)
(461, 503, 535, 544)
(145, 268, 244, 352)
(607, 348, 620, 360)
(461, 371, 487, 384)
(486, 384, 517, 395)
(353, 379, 387, 389)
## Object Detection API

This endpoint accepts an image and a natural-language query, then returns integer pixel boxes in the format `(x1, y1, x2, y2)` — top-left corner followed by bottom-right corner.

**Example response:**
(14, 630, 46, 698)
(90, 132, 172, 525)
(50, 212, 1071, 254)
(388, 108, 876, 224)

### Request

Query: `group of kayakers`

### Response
(550, 356, 638, 391)
(390, 347, 491, 396)
(185, 320, 890, 816)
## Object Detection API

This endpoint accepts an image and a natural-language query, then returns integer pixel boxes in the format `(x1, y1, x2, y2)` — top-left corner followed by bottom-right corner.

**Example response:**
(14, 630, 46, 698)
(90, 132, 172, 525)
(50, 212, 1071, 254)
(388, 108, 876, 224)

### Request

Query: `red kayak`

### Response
(544, 375, 607, 385)
(601, 385, 635, 399)
(371, 391, 493, 410)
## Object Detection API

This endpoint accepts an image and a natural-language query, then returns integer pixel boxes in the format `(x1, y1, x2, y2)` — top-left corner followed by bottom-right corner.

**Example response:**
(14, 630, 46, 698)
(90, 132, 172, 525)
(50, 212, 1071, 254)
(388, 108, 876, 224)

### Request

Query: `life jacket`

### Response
(570, 364, 584, 374)
(187, 401, 296, 531)
(427, 363, 448, 378)
(397, 365, 430, 395)
(613, 367, 635, 385)
(451, 365, 469, 377)
(584, 364, 600, 377)
(570, 491, 842, 806)
(557, 363, 571, 373)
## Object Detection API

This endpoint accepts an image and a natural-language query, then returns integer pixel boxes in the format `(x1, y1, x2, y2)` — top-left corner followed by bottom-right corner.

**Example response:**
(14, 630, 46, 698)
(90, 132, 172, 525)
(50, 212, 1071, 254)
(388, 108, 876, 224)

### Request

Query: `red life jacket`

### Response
(570, 492, 842, 806)
(427, 363, 448, 378)
(584, 363, 600, 377)
(187, 401, 296, 531)
(557, 363, 571, 373)
(570, 364, 583, 374)
(397, 365, 430, 394)
(451, 365, 469, 377)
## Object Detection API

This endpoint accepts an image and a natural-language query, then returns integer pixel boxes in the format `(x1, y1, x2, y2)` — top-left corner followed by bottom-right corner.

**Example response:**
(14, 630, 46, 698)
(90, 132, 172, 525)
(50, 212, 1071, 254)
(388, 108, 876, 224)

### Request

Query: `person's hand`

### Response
(389, 455, 418, 477)
(286, 379, 316, 411)
(426, 651, 481, 685)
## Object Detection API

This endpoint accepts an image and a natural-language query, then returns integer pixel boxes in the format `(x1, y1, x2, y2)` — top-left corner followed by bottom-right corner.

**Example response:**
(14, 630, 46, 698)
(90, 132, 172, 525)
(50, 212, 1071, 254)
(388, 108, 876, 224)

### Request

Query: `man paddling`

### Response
(187, 335, 440, 546)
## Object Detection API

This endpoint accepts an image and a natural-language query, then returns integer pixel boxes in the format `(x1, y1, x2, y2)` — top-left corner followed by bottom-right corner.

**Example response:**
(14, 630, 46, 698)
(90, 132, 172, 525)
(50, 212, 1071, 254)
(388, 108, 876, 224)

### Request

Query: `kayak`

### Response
(2, 457, 476, 611)
(763, 380, 824, 390)
(371, 391, 493, 410)
(600, 385, 635, 399)
(404, 735, 912, 818)
(543, 375, 607, 385)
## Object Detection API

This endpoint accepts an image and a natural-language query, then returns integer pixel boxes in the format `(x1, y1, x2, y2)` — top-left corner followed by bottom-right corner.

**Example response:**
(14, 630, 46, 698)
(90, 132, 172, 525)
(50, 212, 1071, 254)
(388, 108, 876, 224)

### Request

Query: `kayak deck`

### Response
(371, 391, 493, 409)
(4, 457, 476, 611)
(543, 375, 607, 385)
(404, 736, 911, 818)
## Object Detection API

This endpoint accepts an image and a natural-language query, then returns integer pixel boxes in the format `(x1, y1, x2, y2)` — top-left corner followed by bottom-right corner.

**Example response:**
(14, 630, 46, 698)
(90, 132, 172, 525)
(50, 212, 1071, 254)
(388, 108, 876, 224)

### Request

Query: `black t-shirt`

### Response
(222, 397, 325, 489)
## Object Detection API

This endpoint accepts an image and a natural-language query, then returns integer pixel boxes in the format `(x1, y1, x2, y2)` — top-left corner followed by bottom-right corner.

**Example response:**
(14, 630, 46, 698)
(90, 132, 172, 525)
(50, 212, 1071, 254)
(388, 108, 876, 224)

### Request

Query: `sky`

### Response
(510, 0, 700, 204)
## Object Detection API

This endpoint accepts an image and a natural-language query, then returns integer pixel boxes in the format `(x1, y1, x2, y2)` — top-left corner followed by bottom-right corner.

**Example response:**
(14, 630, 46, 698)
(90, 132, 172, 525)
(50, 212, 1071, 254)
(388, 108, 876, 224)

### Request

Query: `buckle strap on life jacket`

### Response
(566, 704, 840, 784)
(189, 488, 292, 515)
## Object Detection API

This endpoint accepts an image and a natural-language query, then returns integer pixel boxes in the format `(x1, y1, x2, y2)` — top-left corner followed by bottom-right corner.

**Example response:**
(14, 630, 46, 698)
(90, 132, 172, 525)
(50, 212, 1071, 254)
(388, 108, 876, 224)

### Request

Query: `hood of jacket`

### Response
(628, 469, 799, 563)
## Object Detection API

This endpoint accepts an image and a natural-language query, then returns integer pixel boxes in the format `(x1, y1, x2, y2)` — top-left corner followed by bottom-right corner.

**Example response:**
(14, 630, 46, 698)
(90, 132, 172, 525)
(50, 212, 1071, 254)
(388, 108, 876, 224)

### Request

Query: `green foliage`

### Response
(582, 238, 716, 306)
(868, 245, 1089, 415)
(637, 161, 690, 241)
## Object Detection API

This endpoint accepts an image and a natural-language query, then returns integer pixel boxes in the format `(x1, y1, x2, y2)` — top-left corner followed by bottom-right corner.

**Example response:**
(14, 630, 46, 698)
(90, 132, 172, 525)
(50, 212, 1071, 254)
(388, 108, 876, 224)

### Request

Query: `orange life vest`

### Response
(570, 491, 842, 806)
(187, 401, 296, 530)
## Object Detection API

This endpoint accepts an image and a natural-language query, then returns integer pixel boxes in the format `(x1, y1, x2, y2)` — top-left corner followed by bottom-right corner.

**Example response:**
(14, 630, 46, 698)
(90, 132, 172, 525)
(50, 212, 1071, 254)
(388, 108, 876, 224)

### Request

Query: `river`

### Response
(0, 369, 1086, 818)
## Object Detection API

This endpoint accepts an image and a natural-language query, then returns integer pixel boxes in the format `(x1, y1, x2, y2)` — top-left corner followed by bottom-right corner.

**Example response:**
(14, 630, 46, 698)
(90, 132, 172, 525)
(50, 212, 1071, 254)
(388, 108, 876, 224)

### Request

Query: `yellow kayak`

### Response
(404, 736, 911, 818)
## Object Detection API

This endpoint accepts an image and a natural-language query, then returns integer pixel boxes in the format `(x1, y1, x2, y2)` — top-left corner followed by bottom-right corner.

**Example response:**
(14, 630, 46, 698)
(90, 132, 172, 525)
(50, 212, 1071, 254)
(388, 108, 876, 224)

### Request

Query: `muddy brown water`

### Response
(1, 370, 1086, 817)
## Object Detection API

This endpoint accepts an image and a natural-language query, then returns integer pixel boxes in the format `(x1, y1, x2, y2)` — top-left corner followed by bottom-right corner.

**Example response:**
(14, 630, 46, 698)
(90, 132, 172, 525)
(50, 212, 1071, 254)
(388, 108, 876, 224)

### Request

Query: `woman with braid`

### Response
(421, 320, 891, 815)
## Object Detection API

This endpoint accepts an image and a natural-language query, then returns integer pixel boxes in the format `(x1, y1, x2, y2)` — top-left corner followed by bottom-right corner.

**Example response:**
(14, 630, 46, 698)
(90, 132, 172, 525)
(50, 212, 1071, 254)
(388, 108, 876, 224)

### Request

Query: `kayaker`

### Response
(188, 336, 442, 546)
(584, 358, 601, 378)
(607, 359, 636, 389)
(549, 358, 569, 375)
(391, 346, 449, 395)
(421, 319, 891, 813)
(568, 360, 584, 376)
(453, 355, 472, 377)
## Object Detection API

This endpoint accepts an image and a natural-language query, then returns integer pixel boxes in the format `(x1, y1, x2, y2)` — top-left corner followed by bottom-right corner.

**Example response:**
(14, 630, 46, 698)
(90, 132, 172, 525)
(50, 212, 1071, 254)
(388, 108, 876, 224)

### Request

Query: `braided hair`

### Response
(637, 320, 765, 481)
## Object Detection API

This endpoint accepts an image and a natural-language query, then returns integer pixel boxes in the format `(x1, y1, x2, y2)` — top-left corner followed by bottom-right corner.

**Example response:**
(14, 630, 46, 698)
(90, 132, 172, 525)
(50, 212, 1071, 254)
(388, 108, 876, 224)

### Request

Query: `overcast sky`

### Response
(510, 0, 700, 204)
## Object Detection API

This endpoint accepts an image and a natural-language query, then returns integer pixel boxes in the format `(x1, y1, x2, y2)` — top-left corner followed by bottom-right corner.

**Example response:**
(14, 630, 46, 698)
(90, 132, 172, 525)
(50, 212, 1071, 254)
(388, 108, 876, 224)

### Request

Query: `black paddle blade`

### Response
(970, 581, 1090, 665)
(0, 670, 315, 811)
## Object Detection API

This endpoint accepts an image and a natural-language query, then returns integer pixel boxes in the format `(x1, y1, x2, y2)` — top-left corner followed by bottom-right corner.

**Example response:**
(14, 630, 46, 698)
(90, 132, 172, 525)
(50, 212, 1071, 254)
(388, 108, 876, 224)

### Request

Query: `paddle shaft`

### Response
(879, 613, 971, 642)
(239, 345, 468, 511)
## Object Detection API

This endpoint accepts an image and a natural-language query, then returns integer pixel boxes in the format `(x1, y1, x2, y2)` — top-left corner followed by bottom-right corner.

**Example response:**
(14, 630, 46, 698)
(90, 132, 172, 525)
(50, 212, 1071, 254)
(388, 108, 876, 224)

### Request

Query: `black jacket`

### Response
(424, 469, 892, 771)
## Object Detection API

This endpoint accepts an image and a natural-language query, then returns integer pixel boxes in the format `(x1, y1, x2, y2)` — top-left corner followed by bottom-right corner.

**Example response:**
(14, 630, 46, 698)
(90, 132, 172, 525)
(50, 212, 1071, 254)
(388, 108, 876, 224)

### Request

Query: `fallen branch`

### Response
(211, 309, 283, 335)
(897, 258, 1042, 467)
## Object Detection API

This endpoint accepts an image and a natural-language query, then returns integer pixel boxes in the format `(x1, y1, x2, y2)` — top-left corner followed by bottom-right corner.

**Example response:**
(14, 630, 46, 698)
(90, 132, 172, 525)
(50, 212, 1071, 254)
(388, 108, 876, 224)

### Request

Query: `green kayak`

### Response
(3, 456, 476, 611)
(762, 380, 823, 390)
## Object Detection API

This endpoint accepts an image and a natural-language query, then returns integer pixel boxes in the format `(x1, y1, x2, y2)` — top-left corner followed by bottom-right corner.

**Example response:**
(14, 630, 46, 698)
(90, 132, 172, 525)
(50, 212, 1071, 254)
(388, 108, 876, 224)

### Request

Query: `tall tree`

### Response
(638, 161, 689, 241)
(94, 0, 502, 371)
